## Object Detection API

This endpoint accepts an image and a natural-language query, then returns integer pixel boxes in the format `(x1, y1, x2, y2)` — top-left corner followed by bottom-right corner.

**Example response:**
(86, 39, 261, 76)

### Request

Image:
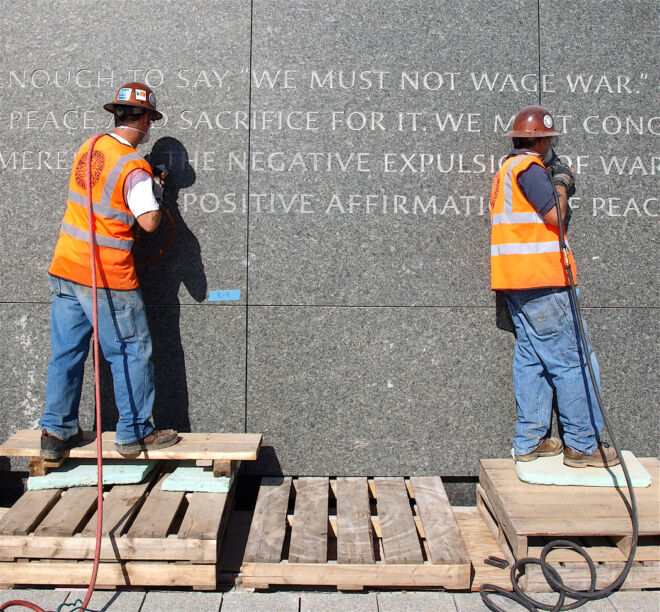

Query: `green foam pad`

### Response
(28, 459, 158, 490)
(513, 450, 651, 487)
(162, 461, 234, 493)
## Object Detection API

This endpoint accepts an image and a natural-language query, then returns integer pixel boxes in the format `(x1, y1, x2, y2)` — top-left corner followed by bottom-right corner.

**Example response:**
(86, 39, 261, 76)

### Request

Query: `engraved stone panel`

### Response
(247, 0, 539, 306)
(0, 1, 251, 305)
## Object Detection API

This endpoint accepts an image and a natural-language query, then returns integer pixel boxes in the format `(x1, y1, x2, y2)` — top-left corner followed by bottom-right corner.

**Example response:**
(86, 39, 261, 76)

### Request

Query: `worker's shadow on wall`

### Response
(100, 137, 205, 434)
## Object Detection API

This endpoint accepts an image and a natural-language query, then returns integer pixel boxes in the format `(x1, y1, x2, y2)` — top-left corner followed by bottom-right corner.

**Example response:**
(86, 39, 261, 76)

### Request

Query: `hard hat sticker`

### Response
(135, 89, 147, 101)
(117, 88, 132, 101)
(149, 92, 157, 107)
(543, 115, 553, 128)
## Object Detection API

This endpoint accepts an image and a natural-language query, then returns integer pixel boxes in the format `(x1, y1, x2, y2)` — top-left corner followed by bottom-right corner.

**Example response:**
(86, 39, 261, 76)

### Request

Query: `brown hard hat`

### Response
(505, 105, 559, 138)
(103, 82, 162, 121)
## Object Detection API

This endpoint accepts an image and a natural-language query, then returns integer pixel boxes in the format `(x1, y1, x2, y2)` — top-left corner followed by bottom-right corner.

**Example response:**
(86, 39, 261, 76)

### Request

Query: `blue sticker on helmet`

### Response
(117, 88, 132, 101)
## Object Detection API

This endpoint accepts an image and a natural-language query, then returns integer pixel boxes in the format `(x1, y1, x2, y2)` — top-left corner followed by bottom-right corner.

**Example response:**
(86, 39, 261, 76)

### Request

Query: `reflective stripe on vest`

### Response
(491, 241, 561, 256)
(60, 221, 134, 251)
(67, 190, 135, 227)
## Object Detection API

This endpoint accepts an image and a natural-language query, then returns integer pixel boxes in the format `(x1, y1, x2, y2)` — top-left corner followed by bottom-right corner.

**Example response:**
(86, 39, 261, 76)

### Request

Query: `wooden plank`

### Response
(510, 517, 656, 537)
(0, 561, 216, 589)
(244, 477, 292, 563)
(373, 478, 423, 564)
(453, 506, 512, 592)
(336, 477, 375, 565)
(34, 487, 98, 537)
(499, 492, 660, 528)
(0, 430, 262, 461)
(80, 479, 153, 537)
(0, 490, 62, 536)
(178, 492, 228, 540)
(240, 561, 470, 590)
(288, 478, 328, 564)
(411, 477, 470, 566)
(477, 474, 528, 560)
(525, 563, 660, 592)
(126, 472, 185, 538)
(0, 534, 216, 562)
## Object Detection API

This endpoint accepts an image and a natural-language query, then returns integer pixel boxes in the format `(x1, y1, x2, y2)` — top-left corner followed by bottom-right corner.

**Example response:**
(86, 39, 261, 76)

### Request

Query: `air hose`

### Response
(1, 134, 173, 612)
(480, 171, 639, 611)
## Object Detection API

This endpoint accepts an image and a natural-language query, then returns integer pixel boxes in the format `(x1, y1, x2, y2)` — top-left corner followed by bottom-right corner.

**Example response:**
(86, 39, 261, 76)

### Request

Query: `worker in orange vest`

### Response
(490, 105, 618, 468)
(39, 83, 179, 459)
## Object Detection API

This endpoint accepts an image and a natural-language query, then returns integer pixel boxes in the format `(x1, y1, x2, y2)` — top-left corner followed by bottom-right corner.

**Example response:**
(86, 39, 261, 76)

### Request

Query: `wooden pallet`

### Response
(240, 476, 472, 590)
(478, 457, 660, 592)
(0, 462, 234, 590)
(1, 430, 262, 476)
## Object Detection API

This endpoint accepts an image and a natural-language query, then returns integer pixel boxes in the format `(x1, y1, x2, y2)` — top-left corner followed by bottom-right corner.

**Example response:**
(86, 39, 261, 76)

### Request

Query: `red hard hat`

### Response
(505, 105, 559, 138)
(103, 82, 162, 120)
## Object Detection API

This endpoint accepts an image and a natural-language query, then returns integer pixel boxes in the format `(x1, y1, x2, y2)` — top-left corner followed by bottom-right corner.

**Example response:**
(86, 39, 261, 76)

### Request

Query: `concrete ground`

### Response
(0, 588, 658, 611)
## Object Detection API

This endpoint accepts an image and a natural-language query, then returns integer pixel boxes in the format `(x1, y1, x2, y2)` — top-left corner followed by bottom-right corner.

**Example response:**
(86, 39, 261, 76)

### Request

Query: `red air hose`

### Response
(1, 134, 173, 612)
(81, 133, 106, 612)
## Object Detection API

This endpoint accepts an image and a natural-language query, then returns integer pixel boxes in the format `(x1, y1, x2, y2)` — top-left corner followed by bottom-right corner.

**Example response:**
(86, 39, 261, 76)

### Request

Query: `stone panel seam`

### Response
(244, 0, 255, 435)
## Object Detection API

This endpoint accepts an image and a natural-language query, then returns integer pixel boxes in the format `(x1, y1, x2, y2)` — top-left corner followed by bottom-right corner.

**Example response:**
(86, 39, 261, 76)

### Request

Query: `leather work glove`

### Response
(545, 149, 576, 198)
(151, 164, 169, 207)
(551, 163, 575, 191)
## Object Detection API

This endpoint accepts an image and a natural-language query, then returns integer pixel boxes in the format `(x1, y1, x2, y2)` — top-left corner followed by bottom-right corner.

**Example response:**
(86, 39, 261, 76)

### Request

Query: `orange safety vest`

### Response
(490, 153, 577, 291)
(49, 134, 153, 290)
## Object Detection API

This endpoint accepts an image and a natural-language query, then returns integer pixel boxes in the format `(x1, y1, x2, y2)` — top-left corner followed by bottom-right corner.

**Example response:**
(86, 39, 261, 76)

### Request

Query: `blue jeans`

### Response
(504, 287, 603, 456)
(39, 275, 155, 445)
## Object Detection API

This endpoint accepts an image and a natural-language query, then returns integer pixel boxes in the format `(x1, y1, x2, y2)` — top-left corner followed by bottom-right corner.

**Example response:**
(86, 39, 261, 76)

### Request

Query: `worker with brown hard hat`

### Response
(39, 82, 179, 459)
(490, 105, 618, 468)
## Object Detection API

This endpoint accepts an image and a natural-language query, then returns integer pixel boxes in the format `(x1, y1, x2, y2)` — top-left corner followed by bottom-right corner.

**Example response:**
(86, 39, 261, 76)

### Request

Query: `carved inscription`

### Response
(1, 66, 657, 220)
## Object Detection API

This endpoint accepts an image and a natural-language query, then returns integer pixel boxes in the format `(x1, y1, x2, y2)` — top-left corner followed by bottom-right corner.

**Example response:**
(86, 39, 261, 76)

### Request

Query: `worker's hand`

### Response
(551, 163, 575, 192)
(152, 181, 165, 206)
(151, 164, 169, 207)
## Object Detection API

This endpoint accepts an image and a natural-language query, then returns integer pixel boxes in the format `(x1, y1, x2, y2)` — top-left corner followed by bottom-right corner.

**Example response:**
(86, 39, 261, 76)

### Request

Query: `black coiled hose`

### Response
(480, 170, 639, 611)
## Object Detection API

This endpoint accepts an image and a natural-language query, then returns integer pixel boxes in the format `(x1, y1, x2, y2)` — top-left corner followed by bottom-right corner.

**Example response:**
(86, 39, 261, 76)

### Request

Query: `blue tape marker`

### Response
(208, 290, 241, 302)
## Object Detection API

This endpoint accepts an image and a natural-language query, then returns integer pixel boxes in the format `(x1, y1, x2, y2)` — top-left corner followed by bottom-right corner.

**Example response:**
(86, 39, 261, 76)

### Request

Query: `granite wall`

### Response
(1, 1, 658, 491)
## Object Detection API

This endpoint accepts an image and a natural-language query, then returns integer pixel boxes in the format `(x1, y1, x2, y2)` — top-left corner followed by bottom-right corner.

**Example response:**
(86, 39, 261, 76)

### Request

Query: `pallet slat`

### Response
(373, 478, 424, 564)
(0, 560, 216, 589)
(336, 477, 375, 564)
(288, 477, 329, 563)
(127, 472, 185, 538)
(411, 477, 471, 566)
(0, 430, 262, 461)
(244, 477, 292, 563)
(0, 489, 62, 536)
(81, 480, 154, 537)
(178, 492, 228, 540)
(34, 487, 98, 537)
(0, 534, 216, 562)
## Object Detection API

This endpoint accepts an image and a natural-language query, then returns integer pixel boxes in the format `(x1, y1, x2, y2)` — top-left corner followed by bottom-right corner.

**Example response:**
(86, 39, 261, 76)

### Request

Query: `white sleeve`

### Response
(123, 169, 160, 218)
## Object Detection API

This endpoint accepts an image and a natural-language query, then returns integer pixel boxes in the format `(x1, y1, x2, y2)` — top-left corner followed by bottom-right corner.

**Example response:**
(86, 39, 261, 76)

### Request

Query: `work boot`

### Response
(563, 442, 620, 468)
(115, 429, 179, 457)
(514, 437, 563, 462)
(40, 428, 83, 461)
